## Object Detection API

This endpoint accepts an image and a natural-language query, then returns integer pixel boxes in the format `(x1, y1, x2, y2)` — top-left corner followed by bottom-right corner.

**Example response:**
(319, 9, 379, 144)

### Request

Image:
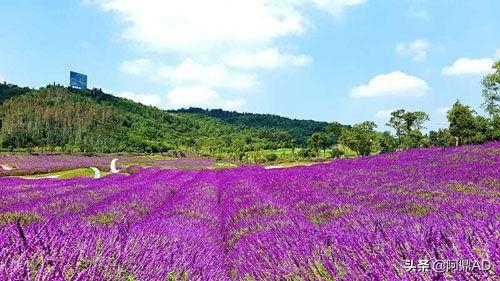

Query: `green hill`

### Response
(172, 108, 345, 146)
(0, 83, 32, 104)
(0, 83, 345, 157)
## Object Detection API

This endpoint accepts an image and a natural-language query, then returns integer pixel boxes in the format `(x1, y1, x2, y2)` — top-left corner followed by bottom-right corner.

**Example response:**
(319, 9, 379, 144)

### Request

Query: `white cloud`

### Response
(306, 0, 366, 15)
(442, 58, 494, 76)
(165, 86, 246, 110)
(350, 71, 430, 98)
(120, 59, 155, 76)
(495, 49, 500, 59)
(156, 59, 257, 90)
(223, 48, 312, 69)
(118, 91, 161, 106)
(86, 0, 303, 53)
(396, 39, 430, 62)
(375, 109, 394, 120)
(85, 0, 365, 53)
(87, 0, 366, 109)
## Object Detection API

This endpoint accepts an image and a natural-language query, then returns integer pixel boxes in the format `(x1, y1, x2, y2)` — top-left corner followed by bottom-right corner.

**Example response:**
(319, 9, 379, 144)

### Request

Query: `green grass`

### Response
(22, 168, 112, 179)
(213, 162, 238, 170)
(268, 161, 317, 167)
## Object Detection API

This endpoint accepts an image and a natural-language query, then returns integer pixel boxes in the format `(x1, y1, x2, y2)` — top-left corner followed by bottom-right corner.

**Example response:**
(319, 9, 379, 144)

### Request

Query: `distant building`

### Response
(70, 71, 88, 89)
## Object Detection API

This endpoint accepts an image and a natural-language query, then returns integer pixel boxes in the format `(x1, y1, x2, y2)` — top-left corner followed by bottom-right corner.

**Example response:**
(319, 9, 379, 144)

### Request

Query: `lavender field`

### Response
(0, 143, 499, 280)
(0, 154, 216, 176)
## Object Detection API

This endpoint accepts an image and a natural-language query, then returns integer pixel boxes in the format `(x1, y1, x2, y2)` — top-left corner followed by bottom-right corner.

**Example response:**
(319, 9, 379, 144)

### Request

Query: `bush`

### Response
(330, 147, 343, 159)
(298, 148, 317, 159)
(265, 153, 278, 162)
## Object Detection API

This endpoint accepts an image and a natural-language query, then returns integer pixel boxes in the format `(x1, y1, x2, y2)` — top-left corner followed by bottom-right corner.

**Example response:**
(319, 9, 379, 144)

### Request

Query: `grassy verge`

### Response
(22, 168, 112, 179)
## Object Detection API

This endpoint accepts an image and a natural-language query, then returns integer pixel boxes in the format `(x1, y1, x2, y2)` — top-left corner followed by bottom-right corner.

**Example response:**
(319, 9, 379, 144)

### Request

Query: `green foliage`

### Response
(329, 146, 344, 158)
(1, 84, 334, 156)
(307, 132, 332, 157)
(481, 61, 500, 117)
(428, 129, 455, 147)
(387, 109, 429, 149)
(376, 131, 398, 153)
(0, 212, 43, 225)
(339, 121, 377, 156)
(0, 82, 32, 104)
(172, 107, 348, 146)
(264, 153, 278, 162)
(298, 148, 317, 159)
(447, 101, 492, 145)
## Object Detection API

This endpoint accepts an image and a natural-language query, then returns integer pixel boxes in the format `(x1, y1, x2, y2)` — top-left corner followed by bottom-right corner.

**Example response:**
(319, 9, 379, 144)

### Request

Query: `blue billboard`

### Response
(70, 71, 88, 89)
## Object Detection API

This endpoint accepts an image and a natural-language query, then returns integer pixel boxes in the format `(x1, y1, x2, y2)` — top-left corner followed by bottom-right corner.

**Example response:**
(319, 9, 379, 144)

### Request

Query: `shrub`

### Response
(265, 153, 278, 162)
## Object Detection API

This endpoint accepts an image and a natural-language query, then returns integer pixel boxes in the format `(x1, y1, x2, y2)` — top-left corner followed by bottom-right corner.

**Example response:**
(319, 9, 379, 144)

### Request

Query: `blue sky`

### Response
(0, 0, 499, 131)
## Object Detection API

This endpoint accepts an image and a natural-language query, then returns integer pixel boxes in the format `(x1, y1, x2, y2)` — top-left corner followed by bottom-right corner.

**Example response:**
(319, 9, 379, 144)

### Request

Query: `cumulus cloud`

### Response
(350, 71, 430, 98)
(396, 39, 430, 62)
(85, 0, 365, 53)
(156, 59, 258, 91)
(306, 0, 367, 15)
(166, 86, 246, 110)
(223, 48, 312, 69)
(85, 0, 304, 53)
(118, 91, 161, 106)
(442, 58, 494, 76)
(120, 59, 154, 76)
(86, 0, 365, 109)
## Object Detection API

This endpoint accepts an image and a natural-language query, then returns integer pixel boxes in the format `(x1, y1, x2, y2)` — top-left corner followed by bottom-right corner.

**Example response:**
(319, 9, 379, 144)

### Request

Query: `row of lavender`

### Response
(0, 143, 498, 279)
(0, 154, 216, 176)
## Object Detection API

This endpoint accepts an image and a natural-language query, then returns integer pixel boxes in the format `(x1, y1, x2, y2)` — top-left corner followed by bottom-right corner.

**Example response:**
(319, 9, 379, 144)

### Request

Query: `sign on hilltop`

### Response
(70, 71, 87, 89)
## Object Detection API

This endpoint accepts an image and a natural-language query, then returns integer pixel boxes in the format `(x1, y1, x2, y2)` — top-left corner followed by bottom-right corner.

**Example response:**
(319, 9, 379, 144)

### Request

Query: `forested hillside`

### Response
(173, 108, 344, 145)
(0, 83, 31, 104)
(0, 84, 344, 156)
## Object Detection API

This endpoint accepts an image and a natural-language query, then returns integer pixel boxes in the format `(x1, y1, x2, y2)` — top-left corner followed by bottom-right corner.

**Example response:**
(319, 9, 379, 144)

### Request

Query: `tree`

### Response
(339, 121, 377, 156)
(308, 132, 332, 157)
(428, 129, 454, 147)
(387, 110, 429, 148)
(402, 130, 425, 148)
(447, 101, 487, 145)
(481, 61, 500, 117)
(325, 122, 348, 144)
(387, 110, 406, 147)
(377, 131, 398, 153)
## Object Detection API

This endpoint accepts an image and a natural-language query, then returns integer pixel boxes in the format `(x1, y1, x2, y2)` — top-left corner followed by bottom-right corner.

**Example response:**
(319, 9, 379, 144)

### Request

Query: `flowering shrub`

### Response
(0, 143, 498, 279)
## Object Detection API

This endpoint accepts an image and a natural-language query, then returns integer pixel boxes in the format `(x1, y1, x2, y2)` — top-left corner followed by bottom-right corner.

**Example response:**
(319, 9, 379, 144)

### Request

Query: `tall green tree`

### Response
(447, 101, 490, 145)
(481, 61, 500, 117)
(387, 110, 406, 147)
(377, 131, 398, 153)
(428, 129, 454, 147)
(339, 121, 377, 156)
(308, 132, 332, 157)
(387, 109, 429, 148)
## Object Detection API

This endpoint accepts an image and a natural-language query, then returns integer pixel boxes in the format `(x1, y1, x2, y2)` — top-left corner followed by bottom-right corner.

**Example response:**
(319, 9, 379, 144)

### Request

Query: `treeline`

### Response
(172, 107, 342, 146)
(0, 83, 31, 104)
(1, 61, 497, 161)
(0, 85, 345, 158)
(299, 61, 500, 159)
